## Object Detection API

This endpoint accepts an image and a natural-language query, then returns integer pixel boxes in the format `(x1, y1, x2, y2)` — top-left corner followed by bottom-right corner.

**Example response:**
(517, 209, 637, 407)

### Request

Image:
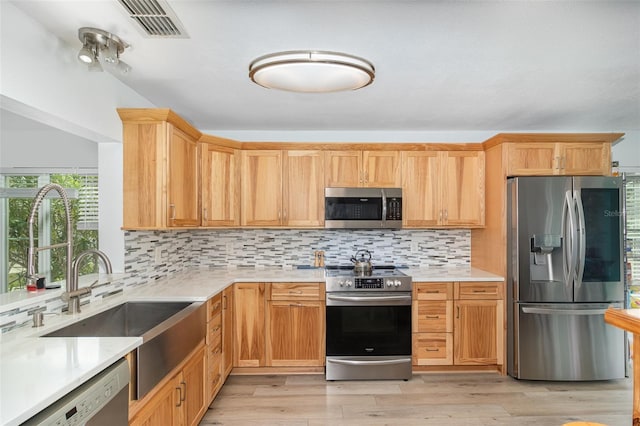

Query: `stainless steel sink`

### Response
(44, 301, 206, 399)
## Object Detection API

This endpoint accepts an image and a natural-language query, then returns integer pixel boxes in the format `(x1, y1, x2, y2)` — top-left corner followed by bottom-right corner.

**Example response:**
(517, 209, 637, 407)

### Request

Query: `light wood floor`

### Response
(200, 372, 632, 426)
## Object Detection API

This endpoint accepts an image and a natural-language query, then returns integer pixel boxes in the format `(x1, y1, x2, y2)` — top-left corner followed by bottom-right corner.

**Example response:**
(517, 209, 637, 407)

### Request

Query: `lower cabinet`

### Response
(130, 344, 206, 426)
(206, 294, 224, 402)
(234, 282, 325, 368)
(266, 283, 325, 366)
(222, 286, 234, 378)
(412, 281, 503, 367)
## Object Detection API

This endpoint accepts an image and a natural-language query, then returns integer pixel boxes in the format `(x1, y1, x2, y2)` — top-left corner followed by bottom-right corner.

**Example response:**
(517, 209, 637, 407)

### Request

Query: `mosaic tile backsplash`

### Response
(124, 228, 470, 279)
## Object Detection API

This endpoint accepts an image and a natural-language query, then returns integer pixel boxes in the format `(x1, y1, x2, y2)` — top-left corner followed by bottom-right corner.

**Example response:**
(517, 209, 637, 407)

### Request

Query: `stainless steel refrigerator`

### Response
(507, 176, 626, 381)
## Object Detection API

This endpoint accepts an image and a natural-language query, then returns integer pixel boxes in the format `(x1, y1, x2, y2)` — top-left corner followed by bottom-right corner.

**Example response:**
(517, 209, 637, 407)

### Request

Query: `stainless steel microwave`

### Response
(324, 187, 402, 229)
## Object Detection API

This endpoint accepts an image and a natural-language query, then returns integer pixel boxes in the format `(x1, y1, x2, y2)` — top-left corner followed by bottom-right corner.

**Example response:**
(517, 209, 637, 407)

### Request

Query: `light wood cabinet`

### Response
(205, 294, 223, 403)
(241, 150, 324, 227)
(412, 282, 454, 366)
(121, 112, 201, 228)
(233, 282, 325, 368)
(325, 150, 401, 187)
(129, 376, 177, 426)
(412, 281, 503, 368)
(130, 345, 206, 426)
(266, 283, 325, 366)
(506, 142, 611, 176)
(402, 151, 485, 227)
(222, 286, 234, 379)
(200, 144, 240, 226)
(233, 283, 266, 367)
(453, 282, 504, 366)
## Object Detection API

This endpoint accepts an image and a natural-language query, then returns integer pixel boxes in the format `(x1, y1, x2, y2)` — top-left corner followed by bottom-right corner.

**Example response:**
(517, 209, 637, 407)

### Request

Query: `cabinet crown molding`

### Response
(482, 132, 625, 150)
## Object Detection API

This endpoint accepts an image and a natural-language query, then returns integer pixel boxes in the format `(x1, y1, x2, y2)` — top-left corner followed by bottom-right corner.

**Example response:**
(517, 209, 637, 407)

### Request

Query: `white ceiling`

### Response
(7, 0, 640, 134)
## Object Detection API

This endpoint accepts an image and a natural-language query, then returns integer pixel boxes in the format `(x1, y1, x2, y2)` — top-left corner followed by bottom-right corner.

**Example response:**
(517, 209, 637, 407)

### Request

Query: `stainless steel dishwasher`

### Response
(22, 358, 129, 425)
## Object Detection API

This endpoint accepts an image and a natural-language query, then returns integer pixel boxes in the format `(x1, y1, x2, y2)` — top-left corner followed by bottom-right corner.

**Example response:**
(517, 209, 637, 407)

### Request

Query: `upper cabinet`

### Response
(325, 150, 401, 187)
(402, 151, 485, 228)
(241, 150, 324, 227)
(201, 144, 240, 227)
(120, 109, 201, 229)
(505, 142, 611, 176)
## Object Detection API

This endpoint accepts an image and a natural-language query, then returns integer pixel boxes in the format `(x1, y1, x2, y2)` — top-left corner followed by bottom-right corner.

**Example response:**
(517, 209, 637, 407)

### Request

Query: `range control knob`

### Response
(345, 280, 353, 287)
(386, 279, 393, 287)
(338, 280, 345, 287)
(394, 280, 402, 287)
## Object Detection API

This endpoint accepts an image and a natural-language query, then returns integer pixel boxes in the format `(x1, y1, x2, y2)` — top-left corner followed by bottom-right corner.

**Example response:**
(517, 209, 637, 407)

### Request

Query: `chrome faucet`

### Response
(63, 249, 113, 314)
(26, 183, 73, 291)
(26, 184, 114, 314)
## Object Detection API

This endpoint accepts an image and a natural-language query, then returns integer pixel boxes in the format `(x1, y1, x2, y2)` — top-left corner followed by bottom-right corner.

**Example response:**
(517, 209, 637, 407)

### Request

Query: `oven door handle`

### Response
(327, 358, 412, 366)
(326, 295, 412, 303)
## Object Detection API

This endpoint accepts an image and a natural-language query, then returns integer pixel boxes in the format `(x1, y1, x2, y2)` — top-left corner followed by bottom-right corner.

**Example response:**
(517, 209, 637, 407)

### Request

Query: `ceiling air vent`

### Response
(117, 0, 188, 38)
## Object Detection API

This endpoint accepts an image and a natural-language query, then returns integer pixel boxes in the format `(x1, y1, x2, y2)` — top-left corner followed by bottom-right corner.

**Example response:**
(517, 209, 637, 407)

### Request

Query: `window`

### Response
(627, 175, 640, 282)
(0, 172, 99, 292)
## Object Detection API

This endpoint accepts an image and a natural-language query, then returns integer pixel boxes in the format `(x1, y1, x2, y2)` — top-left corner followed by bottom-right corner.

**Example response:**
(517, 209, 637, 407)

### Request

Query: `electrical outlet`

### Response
(155, 247, 162, 264)
(411, 242, 419, 253)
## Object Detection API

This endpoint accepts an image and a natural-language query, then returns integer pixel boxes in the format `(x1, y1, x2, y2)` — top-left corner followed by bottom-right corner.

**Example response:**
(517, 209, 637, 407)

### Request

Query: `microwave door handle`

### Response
(381, 189, 387, 226)
(574, 189, 586, 287)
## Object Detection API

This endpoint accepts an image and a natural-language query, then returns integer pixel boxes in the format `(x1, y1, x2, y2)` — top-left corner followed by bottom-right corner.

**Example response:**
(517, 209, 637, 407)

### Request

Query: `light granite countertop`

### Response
(0, 266, 502, 425)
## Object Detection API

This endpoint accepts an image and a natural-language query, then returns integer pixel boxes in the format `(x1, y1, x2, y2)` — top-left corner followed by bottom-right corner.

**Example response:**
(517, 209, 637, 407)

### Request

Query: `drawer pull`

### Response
(212, 302, 221, 310)
(425, 315, 440, 319)
(288, 290, 304, 294)
(211, 325, 221, 332)
(472, 289, 487, 293)
(424, 290, 440, 293)
(289, 303, 303, 308)
(425, 348, 439, 352)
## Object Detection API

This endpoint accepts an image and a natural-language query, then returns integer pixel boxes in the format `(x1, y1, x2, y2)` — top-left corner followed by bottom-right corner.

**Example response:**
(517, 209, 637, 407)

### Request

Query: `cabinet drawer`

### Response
(413, 282, 453, 300)
(208, 293, 223, 322)
(412, 333, 452, 365)
(207, 349, 223, 396)
(456, 282, 503, 300)
(207, 313, 222, 346)
(269, 283, 323, 300)
(412, 300, 452, 333)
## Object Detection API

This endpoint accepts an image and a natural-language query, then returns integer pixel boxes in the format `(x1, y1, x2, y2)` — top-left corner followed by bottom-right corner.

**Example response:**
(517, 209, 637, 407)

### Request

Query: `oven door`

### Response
(326, 292, 411, 356)
(325, 292, 412, 380)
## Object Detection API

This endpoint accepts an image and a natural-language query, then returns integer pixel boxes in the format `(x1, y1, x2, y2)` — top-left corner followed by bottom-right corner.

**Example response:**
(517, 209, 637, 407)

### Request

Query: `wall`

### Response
(612, 131, 640, 173)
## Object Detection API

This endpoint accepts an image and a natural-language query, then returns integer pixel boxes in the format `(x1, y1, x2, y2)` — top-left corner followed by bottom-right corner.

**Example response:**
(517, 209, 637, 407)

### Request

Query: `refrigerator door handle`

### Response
(574, 189, 587, 288)
(562, 190, 576, 289)
(521, 306, 609, 315)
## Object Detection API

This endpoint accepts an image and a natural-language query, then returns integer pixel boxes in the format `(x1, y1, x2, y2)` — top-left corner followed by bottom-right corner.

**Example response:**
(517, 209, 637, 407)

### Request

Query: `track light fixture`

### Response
(77, 27, 131, 74)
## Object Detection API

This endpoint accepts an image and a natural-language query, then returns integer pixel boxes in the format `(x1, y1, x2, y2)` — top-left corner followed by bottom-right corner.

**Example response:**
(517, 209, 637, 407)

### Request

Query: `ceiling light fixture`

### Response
(248, 50, 375, 93)
(77, 27, 131, 74)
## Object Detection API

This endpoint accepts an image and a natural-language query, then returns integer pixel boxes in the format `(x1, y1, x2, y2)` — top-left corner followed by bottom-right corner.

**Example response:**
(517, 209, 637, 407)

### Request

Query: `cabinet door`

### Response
(181, 345, 206, 426)
(454, 299, 502, 365)
(506, 143, 558, 176)
(283, 150, 325, 227)
(442, 151, 485, 227)
(233, 283, 266, 367)
(201, 144, 239, 226)
(241, 151, 282, 226)
(122, 121, 166, 228)
(222, 286, 234, 378)
(168, 125, 200, 227)
(325, 150, 362, 187)
(560, 142, 610, 175)
(266, 300, 325, 366)
(401, 151, 441, 227)
(363, 151, 401, 187)
(130, 374, 179, 426)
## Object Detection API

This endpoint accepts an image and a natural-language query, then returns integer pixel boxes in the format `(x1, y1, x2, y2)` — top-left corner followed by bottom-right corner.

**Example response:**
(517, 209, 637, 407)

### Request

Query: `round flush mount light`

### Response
(249, 50, 375, 93)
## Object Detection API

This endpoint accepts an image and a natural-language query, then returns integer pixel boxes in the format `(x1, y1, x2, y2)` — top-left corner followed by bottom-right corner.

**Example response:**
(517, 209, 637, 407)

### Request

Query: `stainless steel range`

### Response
(325, 259, 412, 381)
